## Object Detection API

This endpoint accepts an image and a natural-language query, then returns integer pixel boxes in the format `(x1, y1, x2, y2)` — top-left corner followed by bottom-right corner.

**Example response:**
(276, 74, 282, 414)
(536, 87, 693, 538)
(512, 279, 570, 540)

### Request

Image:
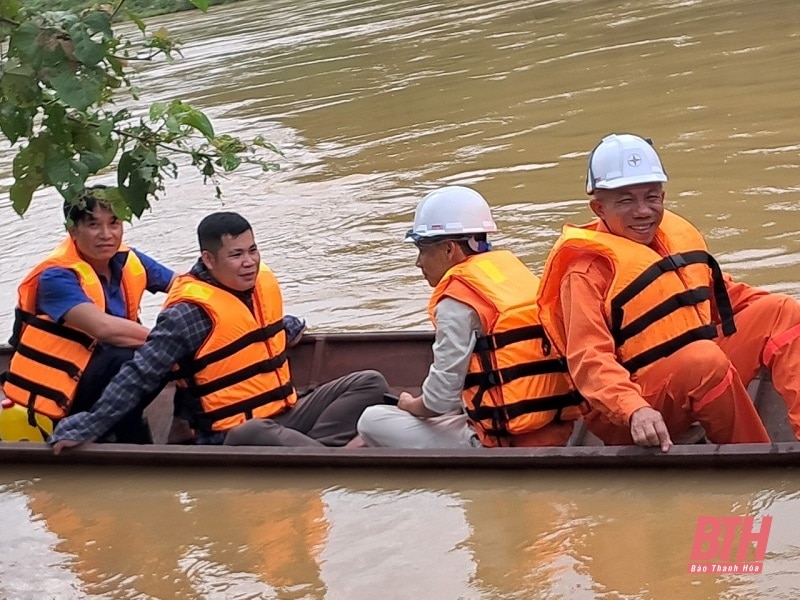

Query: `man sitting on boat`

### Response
(537, 133, 800, 451)
(48, 211, 388, 451)
(1, 186, 175, 443)
(357, 186, 583, 448)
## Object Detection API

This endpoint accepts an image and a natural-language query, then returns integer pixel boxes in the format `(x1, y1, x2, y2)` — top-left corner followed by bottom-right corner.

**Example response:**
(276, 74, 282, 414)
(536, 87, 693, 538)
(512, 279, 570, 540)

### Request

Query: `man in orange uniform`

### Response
(358, 186, 581, 448)
(538, 133, 800, 450)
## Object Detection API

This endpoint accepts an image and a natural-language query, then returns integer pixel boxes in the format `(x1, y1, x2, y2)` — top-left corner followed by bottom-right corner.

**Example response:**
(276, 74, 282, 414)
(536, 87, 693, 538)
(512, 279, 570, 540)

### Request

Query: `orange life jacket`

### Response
(165, 264, 297, 433)
(537, 210, 736, 374)
(2, 237, 147, 420)
(428, 250, 581, 447)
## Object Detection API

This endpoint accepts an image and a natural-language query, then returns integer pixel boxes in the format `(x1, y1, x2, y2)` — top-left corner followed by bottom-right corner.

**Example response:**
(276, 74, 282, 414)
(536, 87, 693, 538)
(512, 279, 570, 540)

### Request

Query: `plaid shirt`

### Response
(49, 301, 212, 445)
(49, 260, 304, 446)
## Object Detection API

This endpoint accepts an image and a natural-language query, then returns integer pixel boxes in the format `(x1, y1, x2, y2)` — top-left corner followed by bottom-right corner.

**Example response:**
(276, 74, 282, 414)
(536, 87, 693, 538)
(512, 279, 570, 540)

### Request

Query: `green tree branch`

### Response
(0, 0, 279, 219)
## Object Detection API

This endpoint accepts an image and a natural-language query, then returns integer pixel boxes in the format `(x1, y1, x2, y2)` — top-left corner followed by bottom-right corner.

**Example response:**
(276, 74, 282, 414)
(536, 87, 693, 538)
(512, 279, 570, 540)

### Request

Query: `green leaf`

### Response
(253, 134, 283, 155)
(77, 128, 118, 169)
(106, 54, 125, 77)
(8, 21, 41, 63)
(48, 70, 102, 110)
(117, 150, 152, 218)
(10, 137, 47, 215)
(0, 71, 40, 143)
(43, 102, 72, 146)
(211, 134, 246, 153)
(0, 102, 35, 143)
(69, 24, 106, 67)
(123, 9, 147, 34)
(189, 0, 210, 11)
(82, 11, 112, 37)
(42, 148, 72, 185)
(10, 175, 40, 215)
(0, 71, 41, 106)
(97, 186, 132, 222)
(181, 109, 215, 140)
(149, 101, 167, 121)
(0, 0, 21, 20)
(218, 153, 241, 172)
(78, 151, 106, 172)
(164, 115, 181, 134)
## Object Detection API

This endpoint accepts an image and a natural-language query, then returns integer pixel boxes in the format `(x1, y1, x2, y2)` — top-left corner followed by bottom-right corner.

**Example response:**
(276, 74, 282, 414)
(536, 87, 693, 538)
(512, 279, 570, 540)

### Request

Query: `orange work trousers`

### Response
(585, 339, 770, 445)
(716, 294, 800, 440)
(510, 420, 575, 447)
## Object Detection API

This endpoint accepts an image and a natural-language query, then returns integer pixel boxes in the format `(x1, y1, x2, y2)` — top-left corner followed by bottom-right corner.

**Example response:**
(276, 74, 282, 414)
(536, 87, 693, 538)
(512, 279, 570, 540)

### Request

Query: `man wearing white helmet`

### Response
(537, 133, 800, 451)
(357, 186, 583, 448)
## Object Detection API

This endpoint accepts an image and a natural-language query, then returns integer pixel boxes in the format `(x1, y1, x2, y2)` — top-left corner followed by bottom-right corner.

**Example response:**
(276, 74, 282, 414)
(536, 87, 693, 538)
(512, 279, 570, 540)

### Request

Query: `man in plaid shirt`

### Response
(50, 212, 387, 451)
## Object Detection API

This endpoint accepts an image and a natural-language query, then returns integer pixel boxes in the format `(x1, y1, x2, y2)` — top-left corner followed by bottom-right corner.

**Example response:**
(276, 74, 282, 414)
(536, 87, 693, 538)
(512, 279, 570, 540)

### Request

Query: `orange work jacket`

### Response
(537, 210, 736, 374)
(165, 264, 297, 433)
(429, 250, 581, 447)
(2, 237, 146, 420)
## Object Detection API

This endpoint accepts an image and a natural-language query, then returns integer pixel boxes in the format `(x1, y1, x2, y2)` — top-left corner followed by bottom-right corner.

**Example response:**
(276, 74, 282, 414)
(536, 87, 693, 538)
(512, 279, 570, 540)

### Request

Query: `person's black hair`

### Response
(63, 184, 109, 224)
(416, 232, 487, 256)
(197, 212, 253, 255)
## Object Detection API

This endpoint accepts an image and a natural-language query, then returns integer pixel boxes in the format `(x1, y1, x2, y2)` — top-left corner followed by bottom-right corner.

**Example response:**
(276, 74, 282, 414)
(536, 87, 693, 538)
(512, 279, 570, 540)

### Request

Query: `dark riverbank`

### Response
(21, 0, 242, 18)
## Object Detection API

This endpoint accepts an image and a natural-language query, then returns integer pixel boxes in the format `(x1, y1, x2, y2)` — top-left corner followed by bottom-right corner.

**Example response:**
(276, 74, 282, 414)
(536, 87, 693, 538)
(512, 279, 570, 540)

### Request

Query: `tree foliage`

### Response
(0, 0, 280, 219)
(20, 1, 237, 19)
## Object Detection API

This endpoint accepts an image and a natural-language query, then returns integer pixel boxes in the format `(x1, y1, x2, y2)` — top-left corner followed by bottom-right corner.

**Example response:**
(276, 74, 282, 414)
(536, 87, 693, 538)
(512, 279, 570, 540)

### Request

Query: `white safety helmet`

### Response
(586, 133, 668, 195)
(404, 186, 497, 244)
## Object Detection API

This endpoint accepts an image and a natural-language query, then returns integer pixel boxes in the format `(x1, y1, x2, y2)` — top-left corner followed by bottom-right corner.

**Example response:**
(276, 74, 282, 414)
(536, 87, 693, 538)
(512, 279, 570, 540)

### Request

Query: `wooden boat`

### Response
(1, 331, 799, 469)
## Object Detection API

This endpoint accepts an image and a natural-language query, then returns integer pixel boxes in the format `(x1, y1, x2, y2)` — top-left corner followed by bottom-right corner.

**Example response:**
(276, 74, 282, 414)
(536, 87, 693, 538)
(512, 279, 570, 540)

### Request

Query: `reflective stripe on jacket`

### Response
(537, 210, 735, 374)
(428, 250, 581, 447)
(2, 237, 146, 419)
(165, 264, 297, 433)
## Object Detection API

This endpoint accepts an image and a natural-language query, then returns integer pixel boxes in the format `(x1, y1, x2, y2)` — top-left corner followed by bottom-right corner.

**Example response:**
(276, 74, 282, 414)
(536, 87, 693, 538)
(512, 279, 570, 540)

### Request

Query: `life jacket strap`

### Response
(18, 310, 95, 349)
(613, 287, 711, 346)
(15, 342, 82, 379)
(707, 254, 736, 336)
(183, 353, 289, 398)
(621, 324, 719, 373)
(191, 381, 295, 432)
(171, 319, 286, 379)
(463, 358, 568, 390)
(466, 391, 584, 423)
(473, 324, 545, 352)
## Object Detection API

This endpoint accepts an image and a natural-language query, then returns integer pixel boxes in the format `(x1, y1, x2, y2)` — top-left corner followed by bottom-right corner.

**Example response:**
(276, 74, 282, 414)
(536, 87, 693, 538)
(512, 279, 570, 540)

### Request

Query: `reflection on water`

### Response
(1, 0, 800, 596)
(1, 468, 799, 599)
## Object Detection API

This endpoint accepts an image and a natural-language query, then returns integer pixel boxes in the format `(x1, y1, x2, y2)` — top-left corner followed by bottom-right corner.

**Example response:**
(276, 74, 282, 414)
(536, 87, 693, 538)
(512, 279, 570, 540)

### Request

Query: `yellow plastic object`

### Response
(0, 398, 53, 442)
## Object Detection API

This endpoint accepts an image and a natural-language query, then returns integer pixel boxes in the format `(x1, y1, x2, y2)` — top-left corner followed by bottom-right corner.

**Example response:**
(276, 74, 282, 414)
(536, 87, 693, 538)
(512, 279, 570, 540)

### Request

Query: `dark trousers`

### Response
(222, 370, 388, 446)
(71, 345, 155, 444)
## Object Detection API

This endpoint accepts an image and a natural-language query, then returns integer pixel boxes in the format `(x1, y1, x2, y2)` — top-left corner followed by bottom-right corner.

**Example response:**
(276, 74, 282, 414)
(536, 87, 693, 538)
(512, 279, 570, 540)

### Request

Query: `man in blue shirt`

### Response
(2, 186, 175, 443)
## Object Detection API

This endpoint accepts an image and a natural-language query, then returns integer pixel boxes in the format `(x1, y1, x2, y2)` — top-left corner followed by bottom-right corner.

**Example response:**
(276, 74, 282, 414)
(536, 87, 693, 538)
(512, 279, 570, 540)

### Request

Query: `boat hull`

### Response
(1, 331, 798, 468)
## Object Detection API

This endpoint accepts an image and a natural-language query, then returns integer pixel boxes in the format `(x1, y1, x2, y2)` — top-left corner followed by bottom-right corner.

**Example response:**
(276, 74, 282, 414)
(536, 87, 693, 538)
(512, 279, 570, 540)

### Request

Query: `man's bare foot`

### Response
(52, 438, 96, 455)
(167, 417, 195, 444)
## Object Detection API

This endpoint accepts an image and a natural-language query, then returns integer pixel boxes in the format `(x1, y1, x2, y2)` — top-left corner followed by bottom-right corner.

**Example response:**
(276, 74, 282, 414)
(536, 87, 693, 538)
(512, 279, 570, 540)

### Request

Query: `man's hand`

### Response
(629, 407, 673, 452)
(397, 391, 420, 414)
(52, 437, 96, 455)
(397, 392, 440, 417)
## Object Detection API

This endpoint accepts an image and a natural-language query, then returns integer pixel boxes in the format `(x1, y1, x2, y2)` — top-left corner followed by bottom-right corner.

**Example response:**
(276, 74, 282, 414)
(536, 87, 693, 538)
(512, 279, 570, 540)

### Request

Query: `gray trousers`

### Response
(223, 370, 388, 447)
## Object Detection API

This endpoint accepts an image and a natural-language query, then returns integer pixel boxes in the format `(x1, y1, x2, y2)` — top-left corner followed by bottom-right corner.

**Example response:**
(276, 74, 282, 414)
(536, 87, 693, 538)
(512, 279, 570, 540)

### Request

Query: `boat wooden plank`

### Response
(1, 441, 799, 469)
(2, 331, 798, 468)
